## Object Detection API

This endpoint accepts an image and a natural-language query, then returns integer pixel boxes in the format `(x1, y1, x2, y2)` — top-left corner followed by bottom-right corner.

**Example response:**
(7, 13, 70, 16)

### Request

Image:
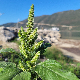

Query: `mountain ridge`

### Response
(1, 9, 80, 28)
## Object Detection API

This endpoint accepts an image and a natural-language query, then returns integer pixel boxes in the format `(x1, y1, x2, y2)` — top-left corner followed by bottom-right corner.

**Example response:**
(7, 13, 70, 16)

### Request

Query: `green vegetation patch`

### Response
(43, 45, 80, 78)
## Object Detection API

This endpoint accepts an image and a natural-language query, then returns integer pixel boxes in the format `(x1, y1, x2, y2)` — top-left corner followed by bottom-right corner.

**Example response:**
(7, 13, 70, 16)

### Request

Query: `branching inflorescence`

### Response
(18, 4, 43, 72)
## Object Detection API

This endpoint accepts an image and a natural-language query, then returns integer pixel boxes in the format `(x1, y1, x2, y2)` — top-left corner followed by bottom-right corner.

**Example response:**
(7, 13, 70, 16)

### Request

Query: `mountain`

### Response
(34, 9, 80, 26)
(1, 9, 80, 29)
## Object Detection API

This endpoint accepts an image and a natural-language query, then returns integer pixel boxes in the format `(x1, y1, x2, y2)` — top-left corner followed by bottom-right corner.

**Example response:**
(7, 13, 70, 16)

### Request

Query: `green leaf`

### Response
(35, 59, 79, 80)
(0, 61, 16, 68)
(0, 68, 3, 72)
(0, 61, 22, 80)
(0, 67, 21, 80)
(0, 48, 18, 54)
(12, 71, 31, 80)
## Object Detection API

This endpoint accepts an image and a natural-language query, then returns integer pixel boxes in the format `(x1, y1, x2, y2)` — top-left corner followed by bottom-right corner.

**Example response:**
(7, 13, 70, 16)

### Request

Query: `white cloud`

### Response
(0, 13, 2, 16)
(0, 13, 4, 16)
(18, 18, 20, 21)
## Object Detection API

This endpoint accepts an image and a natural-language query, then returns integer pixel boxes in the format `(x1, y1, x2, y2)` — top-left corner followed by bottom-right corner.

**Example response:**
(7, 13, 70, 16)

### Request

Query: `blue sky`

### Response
(0, 0, 80, 25)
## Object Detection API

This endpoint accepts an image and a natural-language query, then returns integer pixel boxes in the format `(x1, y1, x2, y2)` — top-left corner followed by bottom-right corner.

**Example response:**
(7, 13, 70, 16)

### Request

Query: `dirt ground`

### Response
(0, 40, 19, 52)
(55, 39, 80, 62)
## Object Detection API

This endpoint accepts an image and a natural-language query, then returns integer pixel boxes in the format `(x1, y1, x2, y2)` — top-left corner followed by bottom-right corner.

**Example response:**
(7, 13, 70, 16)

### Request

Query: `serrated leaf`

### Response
(12, 71, 31, 80)
(35, 60, 79, 80)
(0, 68, 3, 72)
(0, 67, 21, 80)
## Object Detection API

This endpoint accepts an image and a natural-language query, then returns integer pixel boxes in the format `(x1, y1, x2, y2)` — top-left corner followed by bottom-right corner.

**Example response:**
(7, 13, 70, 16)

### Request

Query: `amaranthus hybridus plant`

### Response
(18, 4, 43, 77)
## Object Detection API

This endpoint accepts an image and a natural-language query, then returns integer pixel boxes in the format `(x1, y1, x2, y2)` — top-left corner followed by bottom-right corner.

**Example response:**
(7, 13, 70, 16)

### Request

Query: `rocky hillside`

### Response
(0, 27, 61, 44)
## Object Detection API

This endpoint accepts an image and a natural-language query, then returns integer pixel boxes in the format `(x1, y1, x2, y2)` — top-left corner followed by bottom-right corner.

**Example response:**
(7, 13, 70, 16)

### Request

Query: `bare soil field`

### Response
(61, 47, 80, 56)
(56, 39, 80, 62)
(57, 39, 80, 48)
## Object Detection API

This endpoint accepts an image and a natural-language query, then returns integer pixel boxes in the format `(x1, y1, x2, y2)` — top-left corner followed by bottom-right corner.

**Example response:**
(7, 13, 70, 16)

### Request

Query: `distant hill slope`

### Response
(1, 9, 80, 28)
(34, 9, 80, 26)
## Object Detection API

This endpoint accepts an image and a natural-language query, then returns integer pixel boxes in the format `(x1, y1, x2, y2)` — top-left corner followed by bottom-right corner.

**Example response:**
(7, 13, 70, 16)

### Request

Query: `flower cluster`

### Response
(18, 4, 43, 71)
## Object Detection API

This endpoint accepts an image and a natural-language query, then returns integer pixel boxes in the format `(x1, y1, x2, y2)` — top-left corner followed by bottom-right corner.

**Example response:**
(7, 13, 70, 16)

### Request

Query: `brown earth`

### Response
(61, 47, 80, 56)
(0, 40, 19, 52)
(55, 39, 80, 62)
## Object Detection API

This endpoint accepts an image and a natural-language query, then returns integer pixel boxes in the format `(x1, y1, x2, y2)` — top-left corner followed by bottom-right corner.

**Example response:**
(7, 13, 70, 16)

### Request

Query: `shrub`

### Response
(0, 48, 19, 65)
